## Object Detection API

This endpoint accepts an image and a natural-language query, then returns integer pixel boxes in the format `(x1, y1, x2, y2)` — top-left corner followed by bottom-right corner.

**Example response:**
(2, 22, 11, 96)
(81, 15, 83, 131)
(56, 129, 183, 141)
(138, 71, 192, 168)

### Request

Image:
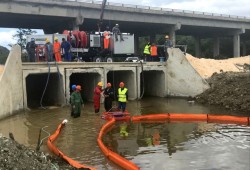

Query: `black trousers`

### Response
(104, 98, 113, 112)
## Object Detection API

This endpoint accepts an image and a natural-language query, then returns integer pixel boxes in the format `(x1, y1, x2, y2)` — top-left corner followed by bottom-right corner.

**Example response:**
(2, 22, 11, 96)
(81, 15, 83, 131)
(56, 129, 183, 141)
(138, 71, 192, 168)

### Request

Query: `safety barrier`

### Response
(97, 118, 140, 170)
(98, 113, 249, 170)
(131, 113, 250, 126)
(47, 120, 96, 170)
(47, 114, 249, 170)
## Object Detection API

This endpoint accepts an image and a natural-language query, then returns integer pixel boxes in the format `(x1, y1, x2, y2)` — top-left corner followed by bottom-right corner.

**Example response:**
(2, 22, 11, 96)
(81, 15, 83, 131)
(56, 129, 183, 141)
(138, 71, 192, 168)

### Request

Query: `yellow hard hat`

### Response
(54, 37, 58, 41)
(165, 35, 169, 39)
(98, 82, 103, 86)
(45, 39, 50, 43)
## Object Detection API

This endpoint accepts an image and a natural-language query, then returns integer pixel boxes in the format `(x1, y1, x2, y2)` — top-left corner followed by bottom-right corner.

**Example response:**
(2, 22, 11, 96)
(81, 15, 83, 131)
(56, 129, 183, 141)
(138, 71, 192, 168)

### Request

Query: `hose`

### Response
(40, 62, 50, 109)
(36, 126, 50, 151)
(138, 60, 144, 100)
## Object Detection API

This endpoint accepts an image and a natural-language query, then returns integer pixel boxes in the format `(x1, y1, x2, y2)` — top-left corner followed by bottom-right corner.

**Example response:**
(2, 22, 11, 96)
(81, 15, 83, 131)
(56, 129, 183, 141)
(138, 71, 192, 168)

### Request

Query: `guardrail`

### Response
(12, 0, 250, 20)
(69, 0, 249, 19)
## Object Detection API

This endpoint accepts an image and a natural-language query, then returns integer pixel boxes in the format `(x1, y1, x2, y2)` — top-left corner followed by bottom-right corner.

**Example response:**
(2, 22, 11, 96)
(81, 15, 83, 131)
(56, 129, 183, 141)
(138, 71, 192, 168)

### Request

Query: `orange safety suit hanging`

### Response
(53, 41, 62, 62)
(103, 31, 110, 49)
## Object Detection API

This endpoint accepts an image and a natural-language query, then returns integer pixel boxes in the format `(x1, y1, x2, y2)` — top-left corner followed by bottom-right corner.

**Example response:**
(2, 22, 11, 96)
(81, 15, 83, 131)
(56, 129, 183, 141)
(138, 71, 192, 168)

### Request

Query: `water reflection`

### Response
(0, 97, 249, 170)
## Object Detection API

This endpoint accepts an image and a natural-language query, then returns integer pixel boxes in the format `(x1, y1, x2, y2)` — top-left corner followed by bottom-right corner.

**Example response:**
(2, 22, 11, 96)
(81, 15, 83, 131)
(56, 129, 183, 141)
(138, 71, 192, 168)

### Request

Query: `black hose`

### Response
(138, 60, 144, 100)
(40, 62, 50, 109)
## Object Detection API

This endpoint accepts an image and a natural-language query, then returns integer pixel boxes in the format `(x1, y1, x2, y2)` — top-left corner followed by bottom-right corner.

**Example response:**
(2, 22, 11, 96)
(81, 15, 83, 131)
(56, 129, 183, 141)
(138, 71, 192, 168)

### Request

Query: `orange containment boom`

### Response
(98, 113, 249, 169)
(98, 118, 140, 170)
(47, 119, 96, 170)
(131, 113, 250, 126)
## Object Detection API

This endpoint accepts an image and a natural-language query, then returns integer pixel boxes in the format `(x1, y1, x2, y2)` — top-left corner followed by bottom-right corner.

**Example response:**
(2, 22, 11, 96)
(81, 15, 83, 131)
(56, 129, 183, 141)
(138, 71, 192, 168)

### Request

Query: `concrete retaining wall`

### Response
(166, 48, 210, 97)
(0, 45, 23, 119)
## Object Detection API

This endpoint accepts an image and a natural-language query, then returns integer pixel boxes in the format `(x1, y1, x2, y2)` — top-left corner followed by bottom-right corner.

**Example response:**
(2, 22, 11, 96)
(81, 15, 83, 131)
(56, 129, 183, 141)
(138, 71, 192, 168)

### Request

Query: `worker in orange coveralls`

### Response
(103, 31, 110, 49)
(53, 37, 62, 62)
(94, 82, 104, 113)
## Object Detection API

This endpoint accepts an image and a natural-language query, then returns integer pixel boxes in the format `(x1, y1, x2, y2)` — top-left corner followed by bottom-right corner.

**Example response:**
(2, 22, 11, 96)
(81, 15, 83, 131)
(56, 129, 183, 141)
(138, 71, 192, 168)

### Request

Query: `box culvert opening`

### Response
(26, 73, 64, 108)
(141, 70, 165, 97)
(70, 72, 101, 102)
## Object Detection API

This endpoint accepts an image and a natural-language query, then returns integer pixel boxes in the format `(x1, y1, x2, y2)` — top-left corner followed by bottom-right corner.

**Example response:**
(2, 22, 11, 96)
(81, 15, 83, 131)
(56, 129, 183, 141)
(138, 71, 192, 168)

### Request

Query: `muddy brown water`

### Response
(0, 97, 249, 170)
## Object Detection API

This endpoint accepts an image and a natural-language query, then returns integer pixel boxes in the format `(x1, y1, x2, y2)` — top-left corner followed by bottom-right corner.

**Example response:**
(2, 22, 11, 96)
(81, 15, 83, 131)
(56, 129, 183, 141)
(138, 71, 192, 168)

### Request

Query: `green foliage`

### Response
(176, 35, 195, 56)
(0, 46, 10, 64)
(12, 28, 37, 51)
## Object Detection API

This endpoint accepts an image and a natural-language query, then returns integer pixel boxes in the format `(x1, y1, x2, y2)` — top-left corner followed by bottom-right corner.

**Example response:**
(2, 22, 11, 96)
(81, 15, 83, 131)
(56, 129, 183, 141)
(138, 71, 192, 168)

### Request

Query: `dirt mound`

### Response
(186, 54, 250, 78)
(195, 72, 250, 113)
(0, 135, 74, 170)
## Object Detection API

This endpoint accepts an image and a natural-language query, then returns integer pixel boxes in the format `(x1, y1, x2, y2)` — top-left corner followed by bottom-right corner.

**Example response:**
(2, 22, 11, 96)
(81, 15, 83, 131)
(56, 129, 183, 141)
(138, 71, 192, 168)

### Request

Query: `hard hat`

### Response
(45, 39, 50, 43)
(31, 38, 35, 41)
(98, 82, 103, 86)
(76, 85, 81, 90)
(71, 85, 76, 90)
(54, 37, 58, 41)
(165, 35, 169, 39)
(116, 24, 119, 26)
(107, 83, 111, 87)
(119, 82, 124, 87)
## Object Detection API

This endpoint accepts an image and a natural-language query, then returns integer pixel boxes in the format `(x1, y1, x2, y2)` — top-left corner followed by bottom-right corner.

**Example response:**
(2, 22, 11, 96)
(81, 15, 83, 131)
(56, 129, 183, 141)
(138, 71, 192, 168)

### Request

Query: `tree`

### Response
(0, 46, 10, 64)
(12, 28, 37, 51)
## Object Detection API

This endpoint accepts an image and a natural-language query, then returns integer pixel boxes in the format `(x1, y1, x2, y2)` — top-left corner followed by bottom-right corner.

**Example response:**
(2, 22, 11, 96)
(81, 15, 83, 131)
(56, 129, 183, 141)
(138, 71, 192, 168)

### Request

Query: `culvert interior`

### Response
(26, 73, 64, 108)
(141, 70, 165, 97)
(107, 70, 136, 99)
(70, 72, 101, 102)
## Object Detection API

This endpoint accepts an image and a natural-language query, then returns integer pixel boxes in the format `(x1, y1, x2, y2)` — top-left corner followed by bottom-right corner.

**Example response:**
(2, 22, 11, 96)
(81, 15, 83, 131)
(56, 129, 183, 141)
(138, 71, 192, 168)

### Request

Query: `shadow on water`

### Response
(0, 97, 249, 169)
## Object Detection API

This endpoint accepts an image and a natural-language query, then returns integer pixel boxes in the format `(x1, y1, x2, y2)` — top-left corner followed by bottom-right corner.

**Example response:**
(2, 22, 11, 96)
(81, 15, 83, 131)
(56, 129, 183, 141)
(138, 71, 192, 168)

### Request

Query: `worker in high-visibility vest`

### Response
(103, 31, 110, 49)
(117, 82, 128, 112)
(53, 37, 62, 62)
(150, 43, 158, 61)
(143, 42, 151, 61)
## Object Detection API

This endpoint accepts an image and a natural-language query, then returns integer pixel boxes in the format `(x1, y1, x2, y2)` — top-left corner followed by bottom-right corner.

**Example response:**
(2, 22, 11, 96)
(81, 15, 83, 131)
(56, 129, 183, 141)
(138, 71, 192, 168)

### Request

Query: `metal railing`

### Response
(12, 0, 250, 19)
(71, 0, 249, 19)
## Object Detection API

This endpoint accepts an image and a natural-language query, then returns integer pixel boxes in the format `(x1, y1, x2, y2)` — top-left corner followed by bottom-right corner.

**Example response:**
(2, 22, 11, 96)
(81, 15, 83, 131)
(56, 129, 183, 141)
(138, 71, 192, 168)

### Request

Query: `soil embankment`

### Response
(186, 55, 250, 113)
(0, 135, 74, 169)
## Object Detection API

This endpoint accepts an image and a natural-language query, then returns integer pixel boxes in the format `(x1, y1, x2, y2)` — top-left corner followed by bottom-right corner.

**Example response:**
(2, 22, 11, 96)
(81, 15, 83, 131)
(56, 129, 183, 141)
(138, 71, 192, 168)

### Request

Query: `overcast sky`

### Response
(1, 0, 249, 49)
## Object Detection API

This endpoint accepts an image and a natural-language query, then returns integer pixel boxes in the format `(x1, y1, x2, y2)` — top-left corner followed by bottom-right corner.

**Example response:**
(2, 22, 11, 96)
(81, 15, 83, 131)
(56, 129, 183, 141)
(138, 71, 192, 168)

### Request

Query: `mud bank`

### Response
(0, 135, 75, 170)
(196, 72, 250, 114)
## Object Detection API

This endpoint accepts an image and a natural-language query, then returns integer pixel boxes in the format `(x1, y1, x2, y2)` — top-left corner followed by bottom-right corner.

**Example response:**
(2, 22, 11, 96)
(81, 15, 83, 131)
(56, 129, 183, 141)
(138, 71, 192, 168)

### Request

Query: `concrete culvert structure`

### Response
(69, 72, 102, 102)
(107, 70, 136, 100)
(141, 70, 166, 97)
(26, 73, 64, 108)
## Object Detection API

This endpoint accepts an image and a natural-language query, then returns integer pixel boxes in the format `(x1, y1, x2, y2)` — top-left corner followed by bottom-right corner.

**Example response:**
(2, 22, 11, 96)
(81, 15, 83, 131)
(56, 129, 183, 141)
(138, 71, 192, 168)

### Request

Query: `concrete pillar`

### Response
(169, 23, 181, 46)
(213, 37, 220, 58)
(195, 36, 201, 57)
(72, 16, 84, 30)
(233, 34, 240, 57)
(169, 30, 176, 46)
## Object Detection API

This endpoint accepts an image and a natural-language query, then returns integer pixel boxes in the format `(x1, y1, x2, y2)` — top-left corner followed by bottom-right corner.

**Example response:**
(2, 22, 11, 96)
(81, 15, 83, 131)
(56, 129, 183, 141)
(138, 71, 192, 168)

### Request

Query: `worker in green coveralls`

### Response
(70, 85, 83, 118)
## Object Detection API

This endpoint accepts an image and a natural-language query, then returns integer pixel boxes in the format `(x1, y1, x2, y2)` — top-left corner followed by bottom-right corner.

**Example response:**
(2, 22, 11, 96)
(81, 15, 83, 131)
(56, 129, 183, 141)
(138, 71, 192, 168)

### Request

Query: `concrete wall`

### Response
(0, 45, 23, 119)
(166, 48, 210, 97)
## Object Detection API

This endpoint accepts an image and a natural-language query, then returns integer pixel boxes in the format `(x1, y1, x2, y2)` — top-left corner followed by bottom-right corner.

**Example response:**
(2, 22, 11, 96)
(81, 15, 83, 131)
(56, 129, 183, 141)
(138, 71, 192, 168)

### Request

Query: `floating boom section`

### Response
(47, 114, 249, 170)
(47, 120, 96, 170)
(97, 118, 140, 170)
(98, 113, 249, 169)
